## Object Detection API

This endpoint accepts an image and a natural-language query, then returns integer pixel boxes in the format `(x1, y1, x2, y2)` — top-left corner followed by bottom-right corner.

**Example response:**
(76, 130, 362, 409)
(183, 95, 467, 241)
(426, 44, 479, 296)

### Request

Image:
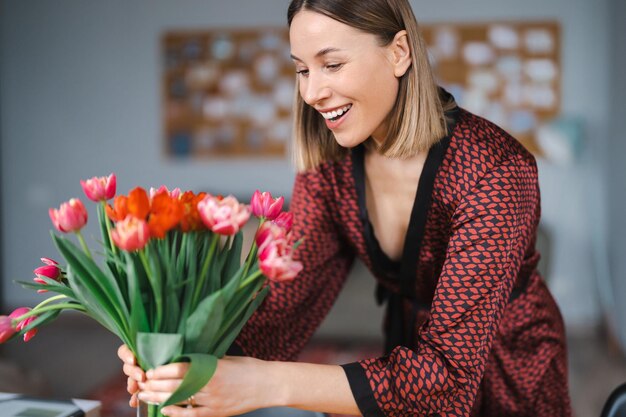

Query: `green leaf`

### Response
(64, 264, 123, 339)
(184, 291, 224, 353)
(97, 204, 113, 256)
(125, 252, 150, 340)
(222, 232, 243, 284)
(52, 233, 130, 334)
(160, 353, 218, 408)
(213, 286, 269, 358)
(137, 332, 183, 370)
(163, 290, 181, 334)
(16, 279, 76, 299)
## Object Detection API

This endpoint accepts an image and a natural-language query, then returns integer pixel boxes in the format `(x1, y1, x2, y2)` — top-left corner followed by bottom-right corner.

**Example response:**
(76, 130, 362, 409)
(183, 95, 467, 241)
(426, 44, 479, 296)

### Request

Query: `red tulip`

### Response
(80, 173, 116, 202)
(111, 215, 150, 252)
(9, 308, 38, 342)
(258, 238, 302, 282)
(197, 195, 250, 235)
(250, 190, 284, 220)
(49, 198, 88, 233)
(0, 316, 16, 343)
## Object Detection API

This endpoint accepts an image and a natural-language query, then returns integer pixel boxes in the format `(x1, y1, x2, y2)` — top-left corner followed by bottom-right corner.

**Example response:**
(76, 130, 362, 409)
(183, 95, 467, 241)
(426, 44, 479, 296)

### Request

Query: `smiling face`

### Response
(289, 10, 406, 148)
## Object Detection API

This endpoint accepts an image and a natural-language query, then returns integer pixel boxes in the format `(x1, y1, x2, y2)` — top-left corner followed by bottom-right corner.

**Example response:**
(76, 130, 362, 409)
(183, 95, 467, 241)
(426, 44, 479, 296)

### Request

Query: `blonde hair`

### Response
(288, 0, 454, 171)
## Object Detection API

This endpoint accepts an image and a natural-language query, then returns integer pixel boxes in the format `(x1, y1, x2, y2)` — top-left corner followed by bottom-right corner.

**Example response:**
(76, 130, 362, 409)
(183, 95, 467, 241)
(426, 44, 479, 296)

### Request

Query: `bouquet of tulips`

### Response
(0, 174, 302, 416)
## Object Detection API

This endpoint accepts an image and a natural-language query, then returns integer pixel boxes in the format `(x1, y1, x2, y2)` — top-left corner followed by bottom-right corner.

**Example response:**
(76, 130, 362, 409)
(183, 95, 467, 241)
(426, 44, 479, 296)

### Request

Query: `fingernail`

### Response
(138, 382, 146, 390)
(161, 407, 171, 416)
(146, 369, 153, 379)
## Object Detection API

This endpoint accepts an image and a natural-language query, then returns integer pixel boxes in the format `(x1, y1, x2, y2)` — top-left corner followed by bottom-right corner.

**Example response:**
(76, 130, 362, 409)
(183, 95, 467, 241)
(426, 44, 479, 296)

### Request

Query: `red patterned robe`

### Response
(233, 104, 572, 416)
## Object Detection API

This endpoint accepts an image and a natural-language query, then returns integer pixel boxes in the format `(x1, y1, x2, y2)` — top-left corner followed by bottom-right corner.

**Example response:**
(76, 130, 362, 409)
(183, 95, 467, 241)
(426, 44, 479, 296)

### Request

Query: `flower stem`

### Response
(75, 231, 92, 259)
(239, 269, 263, 290)
(12, 303, 86, 323)
(100, 201, 117, 256)
(34, 294, 67, 310)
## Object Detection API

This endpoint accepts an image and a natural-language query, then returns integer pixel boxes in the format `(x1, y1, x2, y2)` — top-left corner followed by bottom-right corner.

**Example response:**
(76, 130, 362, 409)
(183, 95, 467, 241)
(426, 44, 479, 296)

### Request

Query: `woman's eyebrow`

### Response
(290, 47, 344, 62)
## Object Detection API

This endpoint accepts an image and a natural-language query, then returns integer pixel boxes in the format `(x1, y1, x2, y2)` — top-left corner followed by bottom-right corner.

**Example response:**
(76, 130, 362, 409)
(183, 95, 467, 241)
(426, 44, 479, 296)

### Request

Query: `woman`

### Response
(120, 0, 572, 415)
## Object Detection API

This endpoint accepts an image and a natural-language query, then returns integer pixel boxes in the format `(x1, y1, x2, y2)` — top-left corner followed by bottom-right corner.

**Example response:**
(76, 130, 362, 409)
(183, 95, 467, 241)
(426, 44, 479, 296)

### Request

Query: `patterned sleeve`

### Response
(342, 154, 540, 417)
(232, 170, 355, 361)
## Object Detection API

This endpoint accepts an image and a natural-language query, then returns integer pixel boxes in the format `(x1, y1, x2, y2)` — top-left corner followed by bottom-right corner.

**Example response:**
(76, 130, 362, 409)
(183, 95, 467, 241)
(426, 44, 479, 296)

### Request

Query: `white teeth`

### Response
(321, 104, 352, 120)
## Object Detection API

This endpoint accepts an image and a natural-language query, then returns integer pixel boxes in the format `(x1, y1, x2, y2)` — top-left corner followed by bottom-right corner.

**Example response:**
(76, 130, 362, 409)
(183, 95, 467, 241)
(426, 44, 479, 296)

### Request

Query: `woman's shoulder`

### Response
(450, 107, 537, 169)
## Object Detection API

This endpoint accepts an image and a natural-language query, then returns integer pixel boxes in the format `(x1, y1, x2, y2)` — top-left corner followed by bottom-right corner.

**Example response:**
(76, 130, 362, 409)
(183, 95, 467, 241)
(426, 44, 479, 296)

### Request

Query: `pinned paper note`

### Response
(488, 25, 519, 49)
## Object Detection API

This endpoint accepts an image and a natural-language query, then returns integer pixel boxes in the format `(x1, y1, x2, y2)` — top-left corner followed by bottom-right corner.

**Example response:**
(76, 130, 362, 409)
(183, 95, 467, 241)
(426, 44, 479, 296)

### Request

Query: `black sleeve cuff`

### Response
(226, 342, 245, 356)
(341, 362, 385, 417)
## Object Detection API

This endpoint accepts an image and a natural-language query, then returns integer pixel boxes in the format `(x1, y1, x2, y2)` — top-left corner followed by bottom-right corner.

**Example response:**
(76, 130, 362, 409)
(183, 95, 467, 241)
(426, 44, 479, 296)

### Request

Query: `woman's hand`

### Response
(137, 356, 278, 417)
(117, 344, 146, 408)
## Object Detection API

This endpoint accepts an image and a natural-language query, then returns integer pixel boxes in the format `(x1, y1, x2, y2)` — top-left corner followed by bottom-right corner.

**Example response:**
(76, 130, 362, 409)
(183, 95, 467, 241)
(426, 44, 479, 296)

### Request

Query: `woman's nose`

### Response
(301, 74, 331, 106)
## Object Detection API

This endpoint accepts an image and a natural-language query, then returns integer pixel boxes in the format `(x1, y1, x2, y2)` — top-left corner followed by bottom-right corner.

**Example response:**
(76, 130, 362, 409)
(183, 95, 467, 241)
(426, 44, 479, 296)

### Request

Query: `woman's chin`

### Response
(332, 133, 368, 149)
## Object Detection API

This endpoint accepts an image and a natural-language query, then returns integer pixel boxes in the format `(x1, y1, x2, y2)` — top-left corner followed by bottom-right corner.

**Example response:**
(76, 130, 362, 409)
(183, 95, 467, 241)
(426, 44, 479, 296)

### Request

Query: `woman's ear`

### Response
(390, 30, 412, 77)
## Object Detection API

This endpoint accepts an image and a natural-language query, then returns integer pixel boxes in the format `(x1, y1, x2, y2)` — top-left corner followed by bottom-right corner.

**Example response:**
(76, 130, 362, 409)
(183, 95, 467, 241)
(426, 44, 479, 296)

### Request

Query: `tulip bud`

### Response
(80, 173, 116, 202)
(49, 198, 88, 233)
(255, 221, 287, 251)
(150, 185, 182, 200)
(0, 316, 16, 343)
(197, 195, 250, 235)
(250, 190, 284, 221)
(33, 258, 62, 293)
(9, 308, 38, 342)
(258, 239, 302, 282)
(111, 215, 150, 252)
(273, 212, 294, 233)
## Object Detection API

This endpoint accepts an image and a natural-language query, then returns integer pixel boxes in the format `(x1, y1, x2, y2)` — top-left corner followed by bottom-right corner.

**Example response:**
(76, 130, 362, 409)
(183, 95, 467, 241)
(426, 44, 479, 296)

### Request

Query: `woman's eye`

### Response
(326, 63, 343, 71)
(296, 69, 309, 77)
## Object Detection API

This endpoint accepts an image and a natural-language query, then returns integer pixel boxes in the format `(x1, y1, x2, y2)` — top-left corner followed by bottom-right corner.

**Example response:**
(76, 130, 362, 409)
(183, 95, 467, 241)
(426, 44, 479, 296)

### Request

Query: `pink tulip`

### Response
(110, 215, 150, 252)
(80, 173, 116, 202)
(33, 258, 62, 293)
(258, 238, 302, 282)
(255, 221, 287, 251)
(197, 195, 251, 235)
(0, 316, 16, 343)
(272, 212, 294, 233)
(150, 185, 181, 200)
(9, 308, 38, 342)
(250, 190, 284, 220)
(49, 198, 88, 233)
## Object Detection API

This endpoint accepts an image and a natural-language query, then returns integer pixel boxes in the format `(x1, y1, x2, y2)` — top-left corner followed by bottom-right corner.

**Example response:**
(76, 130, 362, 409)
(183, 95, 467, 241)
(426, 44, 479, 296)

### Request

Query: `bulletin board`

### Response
(162, 29, 295, 158)
(162, 21, 560, 158)
(421, 21, 561, 154)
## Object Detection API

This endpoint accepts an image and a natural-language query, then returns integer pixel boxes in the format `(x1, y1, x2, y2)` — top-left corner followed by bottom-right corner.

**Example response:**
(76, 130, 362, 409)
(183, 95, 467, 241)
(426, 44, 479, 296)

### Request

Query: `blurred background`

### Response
(0, 1, 625, 416)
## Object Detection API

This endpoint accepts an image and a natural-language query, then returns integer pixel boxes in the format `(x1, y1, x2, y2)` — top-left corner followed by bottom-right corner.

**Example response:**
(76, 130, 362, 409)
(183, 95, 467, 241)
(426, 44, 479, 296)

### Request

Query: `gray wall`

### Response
(607, 0, 626, 349)
(0, 0, 616, 336)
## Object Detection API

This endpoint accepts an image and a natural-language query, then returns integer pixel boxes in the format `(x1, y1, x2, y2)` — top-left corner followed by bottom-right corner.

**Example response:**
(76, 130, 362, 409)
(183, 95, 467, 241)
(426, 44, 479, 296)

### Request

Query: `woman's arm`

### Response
(137, 356, 360, 417)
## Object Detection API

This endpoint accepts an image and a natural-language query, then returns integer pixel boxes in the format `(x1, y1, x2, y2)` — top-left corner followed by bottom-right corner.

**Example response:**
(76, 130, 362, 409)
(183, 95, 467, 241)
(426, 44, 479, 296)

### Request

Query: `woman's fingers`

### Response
(146, 362, 190, 380)
(129, 392, 139, 408)
(123, 363, 146, 382)
(160, 405, 203, 417)
(140, 378, 182, 394)
(127, 377, 138, 394)
(117, 344, 136, 364)
(137, 381, 183, 406)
